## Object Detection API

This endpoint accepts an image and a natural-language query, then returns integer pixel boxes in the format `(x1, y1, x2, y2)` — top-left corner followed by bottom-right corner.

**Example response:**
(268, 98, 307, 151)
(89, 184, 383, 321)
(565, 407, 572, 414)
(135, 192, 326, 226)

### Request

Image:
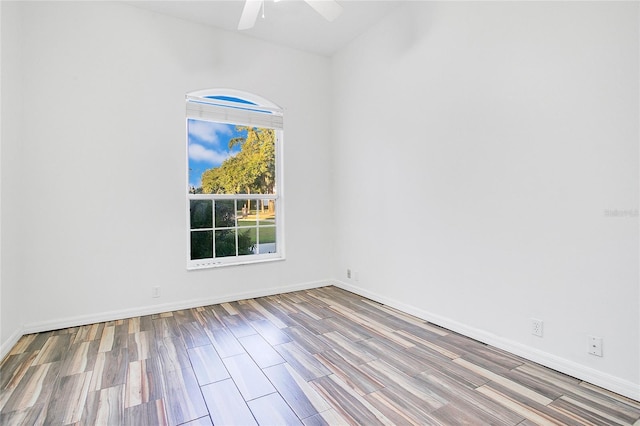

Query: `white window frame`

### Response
(186, 89, 285, 269)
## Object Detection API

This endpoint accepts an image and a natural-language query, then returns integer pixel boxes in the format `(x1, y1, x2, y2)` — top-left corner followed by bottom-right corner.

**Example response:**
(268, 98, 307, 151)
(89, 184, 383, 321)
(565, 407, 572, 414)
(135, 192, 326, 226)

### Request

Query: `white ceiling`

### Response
(125, 0, 403, 56)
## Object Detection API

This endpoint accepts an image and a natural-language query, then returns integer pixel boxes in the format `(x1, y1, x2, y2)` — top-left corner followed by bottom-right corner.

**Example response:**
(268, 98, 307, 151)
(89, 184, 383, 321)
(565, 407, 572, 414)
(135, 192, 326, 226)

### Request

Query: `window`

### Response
(186, 89, 284, 269)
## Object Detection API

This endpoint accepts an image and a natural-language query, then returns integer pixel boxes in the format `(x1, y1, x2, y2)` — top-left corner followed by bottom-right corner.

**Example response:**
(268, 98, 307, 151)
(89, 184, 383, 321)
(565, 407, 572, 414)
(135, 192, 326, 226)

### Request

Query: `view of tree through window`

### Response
(186, 92, 282, 268)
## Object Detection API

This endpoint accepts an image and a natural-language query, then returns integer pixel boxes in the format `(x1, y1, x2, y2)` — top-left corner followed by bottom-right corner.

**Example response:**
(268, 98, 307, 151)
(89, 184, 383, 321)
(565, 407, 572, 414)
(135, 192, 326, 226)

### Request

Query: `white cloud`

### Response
(188, 144, 230, 165)
(188, 120, 233, 145)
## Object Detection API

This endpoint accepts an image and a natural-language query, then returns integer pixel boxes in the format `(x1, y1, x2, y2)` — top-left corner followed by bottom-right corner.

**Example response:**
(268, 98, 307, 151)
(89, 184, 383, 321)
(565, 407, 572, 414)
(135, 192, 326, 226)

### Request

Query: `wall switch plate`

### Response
(588, 336, 603, 357)
(531, 318, 543, 337)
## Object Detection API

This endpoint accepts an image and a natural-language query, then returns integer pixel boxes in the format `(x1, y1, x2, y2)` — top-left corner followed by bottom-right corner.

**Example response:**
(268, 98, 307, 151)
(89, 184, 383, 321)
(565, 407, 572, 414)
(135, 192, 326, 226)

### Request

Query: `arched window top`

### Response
(187, 88, 282, 110)
(186, 88, 283, 129)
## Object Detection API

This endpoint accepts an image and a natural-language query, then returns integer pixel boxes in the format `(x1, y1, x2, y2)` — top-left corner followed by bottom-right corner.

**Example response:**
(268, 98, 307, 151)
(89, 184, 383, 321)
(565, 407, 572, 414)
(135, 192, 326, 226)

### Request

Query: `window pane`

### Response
(238, 228, 255, 256)
(188, 120, 276, 196)
(237, 199, 254, 227)
(215, 200, 236, 228)
(258, 200, 276, 226)
(188, 120, 242, 195)
(191, 230, 213, 259)
(190, 200, 212, 229)
(215, 229, 237, 257)
(258, 226, 276, 244)
(258, 228, 276, 254)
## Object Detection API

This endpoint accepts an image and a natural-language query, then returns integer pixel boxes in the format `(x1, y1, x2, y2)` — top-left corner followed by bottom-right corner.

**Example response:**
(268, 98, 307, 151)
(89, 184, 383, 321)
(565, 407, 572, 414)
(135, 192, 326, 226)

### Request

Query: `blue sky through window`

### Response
(188, 119, 247, 190)
(205, 95, 256, 105)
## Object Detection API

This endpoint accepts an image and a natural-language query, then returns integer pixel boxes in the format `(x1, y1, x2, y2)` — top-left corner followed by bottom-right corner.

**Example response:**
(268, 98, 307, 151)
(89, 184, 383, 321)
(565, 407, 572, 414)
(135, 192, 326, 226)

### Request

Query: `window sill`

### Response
(187, 255, 285, 270)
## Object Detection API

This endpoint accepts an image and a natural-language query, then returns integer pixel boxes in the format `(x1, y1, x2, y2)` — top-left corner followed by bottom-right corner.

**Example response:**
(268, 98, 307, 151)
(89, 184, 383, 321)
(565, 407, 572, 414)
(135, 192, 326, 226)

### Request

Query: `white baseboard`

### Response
(0, 327, 24, 361)
(22, 279, 329, 335)
(1, 279, 329, 360)
(332, 280, 640, 403)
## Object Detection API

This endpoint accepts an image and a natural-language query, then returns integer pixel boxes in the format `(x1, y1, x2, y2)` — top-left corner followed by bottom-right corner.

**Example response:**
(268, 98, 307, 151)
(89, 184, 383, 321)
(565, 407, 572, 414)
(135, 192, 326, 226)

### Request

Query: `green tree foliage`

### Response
(201, 126, 275, 195)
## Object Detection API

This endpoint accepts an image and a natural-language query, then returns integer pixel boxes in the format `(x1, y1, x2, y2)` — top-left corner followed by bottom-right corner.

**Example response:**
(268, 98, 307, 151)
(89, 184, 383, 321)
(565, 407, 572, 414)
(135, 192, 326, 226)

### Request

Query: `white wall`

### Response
(331, 2, 639, 399)
(0, 0, 3, 350)
(0, 1, 333, 343)
(1, 2, 25, 353)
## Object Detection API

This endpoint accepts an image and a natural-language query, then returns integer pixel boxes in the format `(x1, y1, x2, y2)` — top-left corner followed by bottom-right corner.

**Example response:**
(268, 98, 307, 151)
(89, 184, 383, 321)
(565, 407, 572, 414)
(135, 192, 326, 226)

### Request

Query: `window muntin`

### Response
(186, 90, 283, 269)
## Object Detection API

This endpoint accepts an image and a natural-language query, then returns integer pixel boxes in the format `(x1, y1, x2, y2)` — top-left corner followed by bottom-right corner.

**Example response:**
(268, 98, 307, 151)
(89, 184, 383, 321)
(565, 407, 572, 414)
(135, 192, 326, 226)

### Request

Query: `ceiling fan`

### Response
(238, 0, 343, 30)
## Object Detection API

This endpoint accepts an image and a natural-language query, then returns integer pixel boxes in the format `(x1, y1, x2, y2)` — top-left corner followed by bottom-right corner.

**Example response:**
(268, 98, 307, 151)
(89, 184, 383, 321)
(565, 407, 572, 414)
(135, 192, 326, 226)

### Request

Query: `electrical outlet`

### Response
(588, 336, 603, 357)
(152, 286, 160, 298)
(347, 269, 351, 279)
(531, 318, 543, 337)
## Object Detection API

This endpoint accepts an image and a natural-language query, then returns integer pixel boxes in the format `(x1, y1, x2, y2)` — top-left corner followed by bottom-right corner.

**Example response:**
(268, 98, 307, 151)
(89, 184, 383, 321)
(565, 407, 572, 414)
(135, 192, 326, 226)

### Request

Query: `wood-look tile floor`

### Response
(1, 286, 639, 425)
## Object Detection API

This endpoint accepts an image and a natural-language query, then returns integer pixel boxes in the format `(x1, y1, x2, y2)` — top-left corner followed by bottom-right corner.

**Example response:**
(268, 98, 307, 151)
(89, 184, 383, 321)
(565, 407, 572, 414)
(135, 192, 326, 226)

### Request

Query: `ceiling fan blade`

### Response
(238, 0, 262, 30)
(304, 0, 343, 22)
